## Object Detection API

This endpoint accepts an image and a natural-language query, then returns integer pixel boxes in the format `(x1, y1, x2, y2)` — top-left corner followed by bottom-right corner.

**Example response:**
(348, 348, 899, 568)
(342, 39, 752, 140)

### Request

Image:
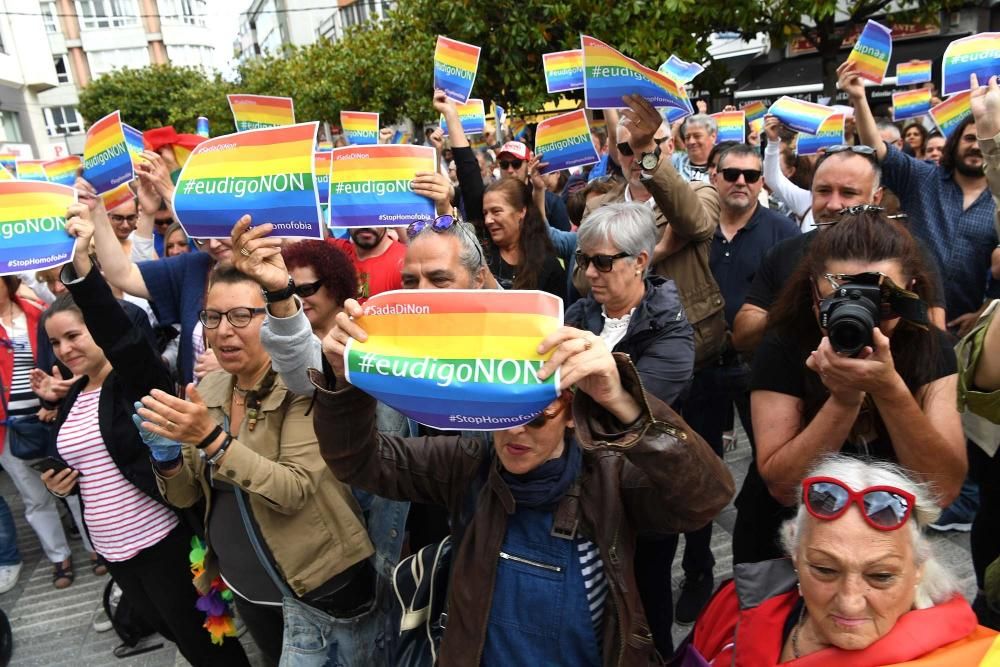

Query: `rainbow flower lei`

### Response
(189, 536, 239, 645)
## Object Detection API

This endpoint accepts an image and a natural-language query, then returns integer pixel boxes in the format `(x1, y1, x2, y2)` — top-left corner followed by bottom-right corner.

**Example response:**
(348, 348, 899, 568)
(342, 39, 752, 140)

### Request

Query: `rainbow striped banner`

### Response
(122, 123, 145, 165)
(929, 90, 972, 138)
(582, 35, 690, 114)
(896, 59, 932, 86)
(101, 182, 135, 211)
(711, 111, 745, 144)
(658, 55, 703, 84)
(892, 88, 932, 121)
(15, 160, 48, 182)
(316, 140, 333, 152)
(173, 122, 322, 239)
(741, 101, 768, 123)
(847, 20, 892, 83)
(0, 155, 15, 174)
(392, 129, 412, 145)
(345, 289, 563, 430)
(942, 33, 1000, 96)
(543, 50, 584, 94)
(767, 96, 835, 135)
(0, 165, 12, 181)
(328, 144, 436, 228)
(510, 119, 529, 141)
(440, 99, 486, 136)
(796, 114, 846, 156)
(434, 36, 481, 104)
(43, 156, 82, 187)
(227, 94, 296, 132)
(341, 111, 379, 146)
(0, 181, 76, 276)
(534, 110, 600, 174)
(748, 117, 765, 136)
(83, 111, 133, 194)
(315, 151, 332, 207)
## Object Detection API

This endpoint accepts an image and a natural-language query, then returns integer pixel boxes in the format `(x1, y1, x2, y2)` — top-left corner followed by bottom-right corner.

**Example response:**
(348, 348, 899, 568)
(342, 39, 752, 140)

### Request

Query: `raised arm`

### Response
(75, 177, 150, 299)
(762, 117, 813, 218)
(838, 62, 887, 162)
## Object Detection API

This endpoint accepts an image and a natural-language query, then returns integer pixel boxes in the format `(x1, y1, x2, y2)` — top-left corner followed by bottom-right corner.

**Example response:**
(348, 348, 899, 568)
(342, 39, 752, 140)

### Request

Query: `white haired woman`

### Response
(690, 456, 1000, 665)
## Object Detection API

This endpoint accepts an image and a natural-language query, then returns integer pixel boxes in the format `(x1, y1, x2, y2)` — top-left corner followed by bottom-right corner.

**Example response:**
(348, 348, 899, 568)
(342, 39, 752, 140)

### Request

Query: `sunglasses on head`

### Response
(616, 136, 668, 157)
(406, 214, 456, 238)
(575, 250, 631, 273)
(719, 168, 762, 184)
(498, 159, 523, 171)
(816, 144, 878, 168)
(802, 476, 915, 531)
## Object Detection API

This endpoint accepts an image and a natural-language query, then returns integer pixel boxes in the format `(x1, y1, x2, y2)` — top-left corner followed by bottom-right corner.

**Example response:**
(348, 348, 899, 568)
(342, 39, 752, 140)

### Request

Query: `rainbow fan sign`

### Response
(434, 36, 481, 104)
(892, 88, 932, 121)
(314, 151, 332, 206)
(122, 123, 145, 164)
(711, 111, 745, 144)
(658, 55, 704, 84)
(929, 90, 972, 138)
(83, 111, 133, 194)
(896, 59, 932, 86)
(227, 94, 296, 132)
(328, 144, 436, 228)
(0, 165, 12, 181)
(173, 122, 322, 239)
(344, 290, 563, 430)
(15, 160, 48, 182)
(340, 111, 379, 145)
(43, 156, 82, 187)
(0, 181, 76, 276)
(796, 114, 846, 156)
(0, 155, 14, 174)
(767, 96, 835, 135)
(741, 101, 768, 123)
(942, 33, 1000, 96)
(440, 99, 486, 136)
(534, 110, 600, 174)
(543, 50, 585, 94)
(582, 35, 690, 114)
(846, 20, 892, 83)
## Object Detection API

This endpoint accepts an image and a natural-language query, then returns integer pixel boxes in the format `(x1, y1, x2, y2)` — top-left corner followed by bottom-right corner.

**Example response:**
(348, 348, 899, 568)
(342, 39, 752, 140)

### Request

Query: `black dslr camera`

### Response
(818, 277, 883, 357)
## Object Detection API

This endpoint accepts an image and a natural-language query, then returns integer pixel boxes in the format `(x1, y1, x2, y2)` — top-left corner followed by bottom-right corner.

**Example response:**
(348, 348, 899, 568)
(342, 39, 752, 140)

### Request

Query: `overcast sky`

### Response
(205, 0, 245, 76)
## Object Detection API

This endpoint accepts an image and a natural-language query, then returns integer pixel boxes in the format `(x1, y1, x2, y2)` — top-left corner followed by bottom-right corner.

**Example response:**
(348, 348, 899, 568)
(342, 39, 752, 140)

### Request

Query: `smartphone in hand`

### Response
(30, 457, 79, 477)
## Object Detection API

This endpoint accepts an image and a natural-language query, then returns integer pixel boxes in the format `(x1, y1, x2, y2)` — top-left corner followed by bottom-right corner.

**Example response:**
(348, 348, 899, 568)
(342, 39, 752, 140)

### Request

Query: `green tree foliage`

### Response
(77, 64, 235, 132)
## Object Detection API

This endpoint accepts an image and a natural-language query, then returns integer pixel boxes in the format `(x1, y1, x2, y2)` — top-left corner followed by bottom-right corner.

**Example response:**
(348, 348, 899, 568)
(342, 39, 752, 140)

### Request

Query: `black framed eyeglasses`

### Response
(109, 214, 139, 224)
(198, 307, 266, 329)
(295, 280, 324, 298)
(575, 250, 631, 273)
(498, 159, 523, 171)
(719, 168, 762, 184)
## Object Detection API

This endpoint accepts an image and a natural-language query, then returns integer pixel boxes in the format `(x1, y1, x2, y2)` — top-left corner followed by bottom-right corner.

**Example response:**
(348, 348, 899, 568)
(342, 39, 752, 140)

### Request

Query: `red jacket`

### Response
(0, 296, 44, 447)
(692, 559, 1000, 666)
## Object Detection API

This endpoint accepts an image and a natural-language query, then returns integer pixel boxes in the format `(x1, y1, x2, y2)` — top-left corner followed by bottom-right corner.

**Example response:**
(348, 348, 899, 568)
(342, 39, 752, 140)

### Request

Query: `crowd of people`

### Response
(0, 51, 999, 667)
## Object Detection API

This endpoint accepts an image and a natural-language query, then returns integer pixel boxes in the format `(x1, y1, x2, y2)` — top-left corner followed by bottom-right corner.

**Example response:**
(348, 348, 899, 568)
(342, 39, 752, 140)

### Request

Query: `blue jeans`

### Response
(0, 497, 19, 567)
(280, 583, 388, 667)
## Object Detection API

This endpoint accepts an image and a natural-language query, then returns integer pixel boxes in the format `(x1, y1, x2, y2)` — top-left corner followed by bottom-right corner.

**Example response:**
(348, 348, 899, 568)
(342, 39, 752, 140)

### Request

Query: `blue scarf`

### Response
(501, 437, 582, 509)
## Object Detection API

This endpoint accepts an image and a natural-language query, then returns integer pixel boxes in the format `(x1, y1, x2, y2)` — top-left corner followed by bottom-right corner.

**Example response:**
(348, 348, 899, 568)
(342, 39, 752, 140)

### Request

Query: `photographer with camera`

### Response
(736, 207, 966, 561)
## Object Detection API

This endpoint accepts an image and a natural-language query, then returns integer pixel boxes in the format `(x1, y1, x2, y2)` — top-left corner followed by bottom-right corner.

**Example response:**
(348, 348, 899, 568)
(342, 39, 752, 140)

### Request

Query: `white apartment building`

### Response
(0, 0, 215, 159)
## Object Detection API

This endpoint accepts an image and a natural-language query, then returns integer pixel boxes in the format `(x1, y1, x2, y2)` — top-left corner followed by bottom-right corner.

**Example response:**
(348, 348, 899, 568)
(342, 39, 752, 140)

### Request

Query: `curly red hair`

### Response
(282, 241, 357, 306)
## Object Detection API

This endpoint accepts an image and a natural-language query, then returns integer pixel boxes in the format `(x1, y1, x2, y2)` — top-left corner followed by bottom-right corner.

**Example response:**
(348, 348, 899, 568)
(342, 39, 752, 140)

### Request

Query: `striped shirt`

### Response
(57, 388, 177, 561)
(6, 316, 39, 418)
(578, 538, 607, 641)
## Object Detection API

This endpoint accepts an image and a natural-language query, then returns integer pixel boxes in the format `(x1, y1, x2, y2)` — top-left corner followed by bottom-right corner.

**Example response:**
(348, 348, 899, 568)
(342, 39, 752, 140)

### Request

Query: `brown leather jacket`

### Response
(310, 356, 734, 666)
(585, 159, 726, 368)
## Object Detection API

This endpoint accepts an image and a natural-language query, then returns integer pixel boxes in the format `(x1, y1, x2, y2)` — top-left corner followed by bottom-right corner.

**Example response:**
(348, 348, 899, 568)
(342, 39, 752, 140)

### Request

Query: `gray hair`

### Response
(681, 114, 717, 138)
(577, 203, 657, 275)
(814, 150, 883, 197)
(877, 120, 902, 143)
(780, 455, 960, 609)
(409, 219, 485, 278)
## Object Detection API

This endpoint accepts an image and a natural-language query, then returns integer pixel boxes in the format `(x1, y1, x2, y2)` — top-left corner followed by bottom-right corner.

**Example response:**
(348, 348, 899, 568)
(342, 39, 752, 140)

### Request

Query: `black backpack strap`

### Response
(551, 479, 582, 541)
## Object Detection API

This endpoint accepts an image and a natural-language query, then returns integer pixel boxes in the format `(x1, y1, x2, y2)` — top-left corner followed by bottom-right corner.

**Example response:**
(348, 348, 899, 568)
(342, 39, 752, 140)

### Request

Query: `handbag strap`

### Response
(234, 486, 295, 599)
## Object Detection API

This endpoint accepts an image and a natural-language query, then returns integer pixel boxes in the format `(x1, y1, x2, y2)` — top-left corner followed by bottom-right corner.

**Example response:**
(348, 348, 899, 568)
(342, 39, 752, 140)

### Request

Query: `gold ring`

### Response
(583, 338, 592, 351)
(165, 420, 176, 431)
(240, 246, 251, 257)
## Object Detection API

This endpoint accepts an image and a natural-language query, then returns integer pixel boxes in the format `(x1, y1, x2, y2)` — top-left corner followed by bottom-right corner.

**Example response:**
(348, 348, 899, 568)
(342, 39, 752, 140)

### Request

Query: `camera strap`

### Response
(885, 288, 930, 328)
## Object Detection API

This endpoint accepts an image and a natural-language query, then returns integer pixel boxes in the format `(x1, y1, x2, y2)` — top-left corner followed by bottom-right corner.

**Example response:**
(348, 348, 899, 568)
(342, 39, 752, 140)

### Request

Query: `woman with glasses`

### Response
(316, 302, 733, 666)
(691, 456, 998, 664)
(735, 207, 965, 563)
(38, 205, 250, 665)
(483, 178, 566, 297)
(136, 262, 380, 665)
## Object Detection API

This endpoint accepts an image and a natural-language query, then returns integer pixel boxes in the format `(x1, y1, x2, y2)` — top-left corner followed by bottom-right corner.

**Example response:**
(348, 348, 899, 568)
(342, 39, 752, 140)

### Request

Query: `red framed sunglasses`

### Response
(802, 476, 915, 531)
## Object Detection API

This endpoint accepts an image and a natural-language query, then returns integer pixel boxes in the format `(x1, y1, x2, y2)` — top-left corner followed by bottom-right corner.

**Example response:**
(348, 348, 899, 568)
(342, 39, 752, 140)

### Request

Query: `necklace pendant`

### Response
(247, 407, 258, 432)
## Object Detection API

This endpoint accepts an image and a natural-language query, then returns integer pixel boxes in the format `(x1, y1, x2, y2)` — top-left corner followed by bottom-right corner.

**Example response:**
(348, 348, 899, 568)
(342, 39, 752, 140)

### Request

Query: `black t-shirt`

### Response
(750, 326, 957, 460)
(489, 250, 566, 299)
(743, 230, 947, 311)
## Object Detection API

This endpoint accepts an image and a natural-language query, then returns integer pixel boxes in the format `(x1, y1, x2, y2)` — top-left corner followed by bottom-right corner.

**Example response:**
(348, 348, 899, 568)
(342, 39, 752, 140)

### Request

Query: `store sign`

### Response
(786, 21, 939, 57)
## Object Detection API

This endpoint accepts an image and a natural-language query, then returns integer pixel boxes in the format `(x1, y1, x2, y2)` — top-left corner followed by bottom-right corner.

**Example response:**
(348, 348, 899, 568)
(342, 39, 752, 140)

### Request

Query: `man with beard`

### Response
(328, 227, 407, 304)
(842, 61, 998, 330)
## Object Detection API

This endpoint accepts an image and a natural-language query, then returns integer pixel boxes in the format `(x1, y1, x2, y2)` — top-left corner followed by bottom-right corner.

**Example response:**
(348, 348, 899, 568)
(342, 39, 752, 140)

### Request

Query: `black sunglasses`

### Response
(498, 159, 523, 170)
(295, 279, 324, 298)
(719, 168, 762, 184)
(575, 250, 631, 272)
(617, 136, 667, 157)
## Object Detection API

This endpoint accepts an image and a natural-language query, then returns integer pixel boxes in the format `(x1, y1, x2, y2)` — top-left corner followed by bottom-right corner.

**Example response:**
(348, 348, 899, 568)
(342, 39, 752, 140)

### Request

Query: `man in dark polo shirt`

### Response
(673, 143, 799, 624)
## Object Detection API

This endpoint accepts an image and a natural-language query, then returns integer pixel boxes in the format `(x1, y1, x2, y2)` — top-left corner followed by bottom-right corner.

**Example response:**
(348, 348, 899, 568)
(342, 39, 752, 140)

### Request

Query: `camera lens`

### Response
(827, 301, 877, 357)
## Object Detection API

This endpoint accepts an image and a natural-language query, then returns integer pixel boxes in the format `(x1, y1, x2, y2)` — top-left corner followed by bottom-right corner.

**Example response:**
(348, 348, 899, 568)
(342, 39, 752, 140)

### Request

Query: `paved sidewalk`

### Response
(0, 427, 976, 665)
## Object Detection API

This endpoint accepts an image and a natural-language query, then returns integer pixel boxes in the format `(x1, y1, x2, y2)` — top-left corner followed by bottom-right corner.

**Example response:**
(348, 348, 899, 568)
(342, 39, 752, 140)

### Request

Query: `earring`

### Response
(635, 269, 641, 276)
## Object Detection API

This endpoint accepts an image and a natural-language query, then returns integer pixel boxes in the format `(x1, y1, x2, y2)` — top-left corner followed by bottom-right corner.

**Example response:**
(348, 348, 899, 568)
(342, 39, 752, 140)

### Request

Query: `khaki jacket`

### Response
(585, 158, 726, 368)
(311, 356, 735, 666)
(156, 369, 373, 595)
